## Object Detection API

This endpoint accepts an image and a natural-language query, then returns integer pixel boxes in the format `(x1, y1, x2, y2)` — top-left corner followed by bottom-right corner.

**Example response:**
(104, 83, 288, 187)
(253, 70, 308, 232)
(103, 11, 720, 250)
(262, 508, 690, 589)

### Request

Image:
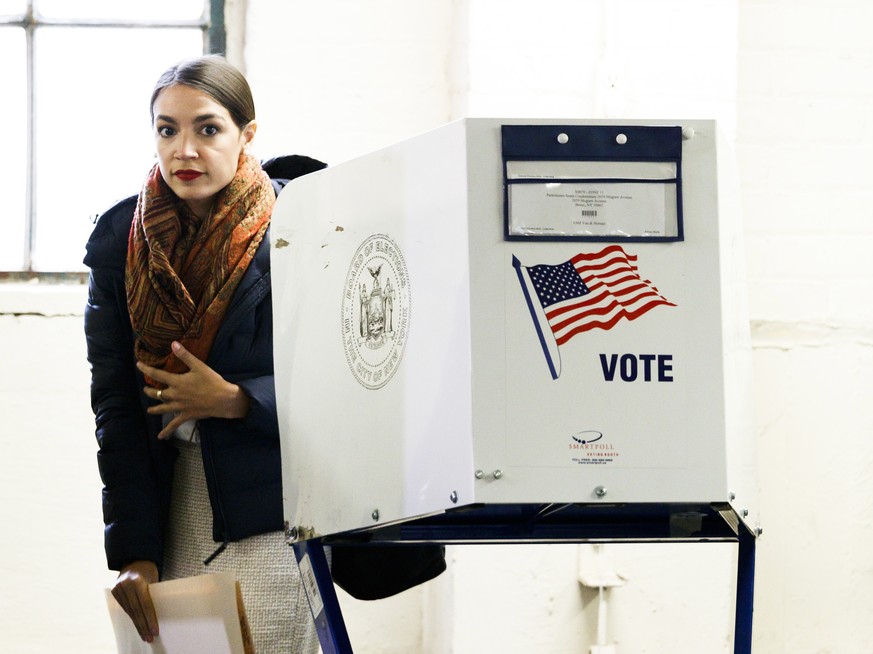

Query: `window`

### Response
(0, 0, 223, 274)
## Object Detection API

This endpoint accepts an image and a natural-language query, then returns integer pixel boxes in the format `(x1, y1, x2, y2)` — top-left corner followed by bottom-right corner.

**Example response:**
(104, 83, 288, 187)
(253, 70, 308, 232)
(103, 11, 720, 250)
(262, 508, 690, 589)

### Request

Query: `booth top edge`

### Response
(298, 118, 717, 174)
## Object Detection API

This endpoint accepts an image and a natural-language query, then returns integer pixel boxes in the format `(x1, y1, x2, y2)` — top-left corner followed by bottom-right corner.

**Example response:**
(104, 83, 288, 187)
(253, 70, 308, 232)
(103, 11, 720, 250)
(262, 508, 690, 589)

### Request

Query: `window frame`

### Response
(0, 0, 224, 278)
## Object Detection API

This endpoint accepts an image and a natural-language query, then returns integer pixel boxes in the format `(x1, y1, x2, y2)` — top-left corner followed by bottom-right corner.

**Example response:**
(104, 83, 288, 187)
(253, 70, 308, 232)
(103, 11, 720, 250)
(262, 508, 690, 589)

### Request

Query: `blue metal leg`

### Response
(733, 527, 756, 654)
(292, 539, 354, 654)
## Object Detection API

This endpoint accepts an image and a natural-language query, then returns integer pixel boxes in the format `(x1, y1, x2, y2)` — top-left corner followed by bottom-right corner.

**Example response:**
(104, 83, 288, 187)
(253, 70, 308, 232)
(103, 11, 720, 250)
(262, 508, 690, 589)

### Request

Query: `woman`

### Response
(84, 55, 326, 652)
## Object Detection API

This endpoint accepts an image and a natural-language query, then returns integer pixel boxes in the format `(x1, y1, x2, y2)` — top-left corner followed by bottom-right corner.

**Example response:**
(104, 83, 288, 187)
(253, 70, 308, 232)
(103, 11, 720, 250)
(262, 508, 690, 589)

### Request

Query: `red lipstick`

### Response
(175, 170, 204, 181)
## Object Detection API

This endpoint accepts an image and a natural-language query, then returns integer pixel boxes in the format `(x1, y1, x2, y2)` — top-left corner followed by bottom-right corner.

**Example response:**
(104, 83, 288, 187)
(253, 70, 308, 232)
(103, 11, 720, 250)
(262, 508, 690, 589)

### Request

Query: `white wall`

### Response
(2, 0, 873, 652)
(737, 1, 873, 651)
(0, 291, 118, 653)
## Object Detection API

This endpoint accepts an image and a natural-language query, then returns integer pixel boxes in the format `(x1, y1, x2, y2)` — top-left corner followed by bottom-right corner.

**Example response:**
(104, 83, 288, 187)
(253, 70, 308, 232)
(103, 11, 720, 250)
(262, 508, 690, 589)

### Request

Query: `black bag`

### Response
(330, 543, 446, 600)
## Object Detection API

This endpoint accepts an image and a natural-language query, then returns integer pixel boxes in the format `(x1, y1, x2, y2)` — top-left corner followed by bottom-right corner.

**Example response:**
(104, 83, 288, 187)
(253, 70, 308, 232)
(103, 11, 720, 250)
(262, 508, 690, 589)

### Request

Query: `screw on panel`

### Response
(450, 491, 458, 504)
(492, 469, 504, 479)
(475, 469, 484, 479)
(594, 485, 608, 498)
(371, 509, 380, 522)
(742, 508, 749, 518)
(729, 491, 736, 501)
(755, 525, 764, 537)
(557, 133, 569, 144)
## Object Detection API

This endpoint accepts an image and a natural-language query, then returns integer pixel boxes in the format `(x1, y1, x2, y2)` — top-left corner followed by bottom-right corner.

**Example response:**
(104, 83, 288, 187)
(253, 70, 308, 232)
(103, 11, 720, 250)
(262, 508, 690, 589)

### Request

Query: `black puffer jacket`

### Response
(84, 155, 326, 572)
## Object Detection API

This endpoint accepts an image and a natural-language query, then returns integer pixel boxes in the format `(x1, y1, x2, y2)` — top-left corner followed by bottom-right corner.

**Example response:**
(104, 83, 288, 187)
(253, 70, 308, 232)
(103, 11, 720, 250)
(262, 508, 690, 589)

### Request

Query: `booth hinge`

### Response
(284, 521, 319, 544)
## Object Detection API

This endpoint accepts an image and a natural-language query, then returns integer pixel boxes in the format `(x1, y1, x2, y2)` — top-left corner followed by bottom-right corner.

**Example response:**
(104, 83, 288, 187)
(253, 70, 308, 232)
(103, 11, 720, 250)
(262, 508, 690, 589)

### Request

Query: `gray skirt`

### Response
(162, 440, 319, 654)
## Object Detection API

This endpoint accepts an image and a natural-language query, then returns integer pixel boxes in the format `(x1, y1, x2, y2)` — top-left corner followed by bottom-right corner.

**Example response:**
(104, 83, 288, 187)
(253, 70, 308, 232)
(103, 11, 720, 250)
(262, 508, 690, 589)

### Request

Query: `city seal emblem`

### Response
(341, 234, 411, 389)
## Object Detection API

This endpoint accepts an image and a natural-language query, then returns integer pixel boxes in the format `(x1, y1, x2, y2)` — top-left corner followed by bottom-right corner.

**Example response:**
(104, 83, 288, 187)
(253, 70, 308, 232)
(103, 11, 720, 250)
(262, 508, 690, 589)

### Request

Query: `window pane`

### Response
(33, 27, 202, 271)
(37, 0, 205, 21)
(0, 1, 25, 16)
(0, 27, 26, 271)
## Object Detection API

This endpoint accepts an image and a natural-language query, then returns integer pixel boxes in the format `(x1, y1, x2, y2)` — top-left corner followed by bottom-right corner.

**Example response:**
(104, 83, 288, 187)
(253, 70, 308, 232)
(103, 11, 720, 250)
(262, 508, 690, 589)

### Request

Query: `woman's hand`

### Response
(111, 560, 160, 643)
(138, 341, 251, 439)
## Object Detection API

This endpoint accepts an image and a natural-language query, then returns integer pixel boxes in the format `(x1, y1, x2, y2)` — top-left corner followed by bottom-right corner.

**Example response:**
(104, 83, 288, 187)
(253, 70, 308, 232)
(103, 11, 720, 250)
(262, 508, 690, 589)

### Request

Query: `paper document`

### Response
(508, 182, 673, 237)
(105, 571, 253, 654)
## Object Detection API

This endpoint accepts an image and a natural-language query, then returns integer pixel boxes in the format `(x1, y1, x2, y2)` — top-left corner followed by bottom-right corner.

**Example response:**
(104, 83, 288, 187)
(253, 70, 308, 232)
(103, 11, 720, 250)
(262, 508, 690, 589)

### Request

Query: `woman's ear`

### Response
(242, 121, 257, 150)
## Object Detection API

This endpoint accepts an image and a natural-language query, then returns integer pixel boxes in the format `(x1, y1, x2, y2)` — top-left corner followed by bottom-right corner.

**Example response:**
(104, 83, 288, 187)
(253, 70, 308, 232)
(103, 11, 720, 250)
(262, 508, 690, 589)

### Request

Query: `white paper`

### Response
(505, 159, 677, 180)
(105, 572, 247, 654)
(508, 182, 675, 237)
(297, 554, 324, 619)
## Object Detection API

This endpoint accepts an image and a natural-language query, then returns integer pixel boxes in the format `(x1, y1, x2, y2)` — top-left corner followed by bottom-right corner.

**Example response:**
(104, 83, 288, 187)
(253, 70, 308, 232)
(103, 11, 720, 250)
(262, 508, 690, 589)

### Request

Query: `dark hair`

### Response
(149, 55, 256, 129)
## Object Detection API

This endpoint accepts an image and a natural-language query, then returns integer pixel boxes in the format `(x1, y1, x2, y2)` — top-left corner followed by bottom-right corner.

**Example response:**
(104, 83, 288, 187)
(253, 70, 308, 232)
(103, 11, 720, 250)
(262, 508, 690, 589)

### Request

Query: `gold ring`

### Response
(157, 389, 163, 401)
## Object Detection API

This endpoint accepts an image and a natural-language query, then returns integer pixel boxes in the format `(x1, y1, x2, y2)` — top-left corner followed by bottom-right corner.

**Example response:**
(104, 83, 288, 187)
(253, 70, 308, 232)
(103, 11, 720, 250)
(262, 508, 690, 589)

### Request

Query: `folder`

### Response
(105, 571, 253, 654)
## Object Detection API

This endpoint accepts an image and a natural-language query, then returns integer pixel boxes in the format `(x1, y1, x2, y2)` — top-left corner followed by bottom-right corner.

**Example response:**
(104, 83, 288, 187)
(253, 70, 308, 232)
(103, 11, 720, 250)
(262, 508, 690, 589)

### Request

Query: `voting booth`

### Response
(270, 119, 758, 653)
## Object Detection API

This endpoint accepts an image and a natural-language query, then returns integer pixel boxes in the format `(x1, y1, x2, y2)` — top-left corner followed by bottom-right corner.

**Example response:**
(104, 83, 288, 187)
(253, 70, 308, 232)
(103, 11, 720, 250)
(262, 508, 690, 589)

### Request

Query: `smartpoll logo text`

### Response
(569, 430, 619, 466)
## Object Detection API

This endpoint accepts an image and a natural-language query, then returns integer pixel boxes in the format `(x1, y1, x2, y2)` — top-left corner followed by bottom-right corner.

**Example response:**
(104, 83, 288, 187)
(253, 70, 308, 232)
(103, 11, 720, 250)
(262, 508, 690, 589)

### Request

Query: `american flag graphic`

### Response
(513, 245, 675, 378)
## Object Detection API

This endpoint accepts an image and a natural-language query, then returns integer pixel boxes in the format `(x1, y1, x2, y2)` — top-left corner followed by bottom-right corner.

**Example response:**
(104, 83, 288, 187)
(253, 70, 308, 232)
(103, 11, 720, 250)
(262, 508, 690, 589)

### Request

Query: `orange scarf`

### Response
(126, 153, 274, 384)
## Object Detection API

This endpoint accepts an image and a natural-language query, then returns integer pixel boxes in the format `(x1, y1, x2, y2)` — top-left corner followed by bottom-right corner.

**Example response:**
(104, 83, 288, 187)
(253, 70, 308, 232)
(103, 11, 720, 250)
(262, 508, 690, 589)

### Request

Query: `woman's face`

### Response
(152, 83, 255, 218)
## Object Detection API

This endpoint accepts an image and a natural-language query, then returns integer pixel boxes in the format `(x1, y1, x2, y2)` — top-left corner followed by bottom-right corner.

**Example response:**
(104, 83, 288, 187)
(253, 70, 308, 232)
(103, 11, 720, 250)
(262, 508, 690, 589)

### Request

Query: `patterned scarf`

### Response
(126, 153, 274, 384)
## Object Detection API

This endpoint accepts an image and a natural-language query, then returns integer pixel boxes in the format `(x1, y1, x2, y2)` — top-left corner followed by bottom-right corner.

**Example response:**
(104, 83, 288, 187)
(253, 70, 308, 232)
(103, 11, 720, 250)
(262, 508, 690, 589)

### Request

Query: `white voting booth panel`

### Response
(271, 118, 757, 542)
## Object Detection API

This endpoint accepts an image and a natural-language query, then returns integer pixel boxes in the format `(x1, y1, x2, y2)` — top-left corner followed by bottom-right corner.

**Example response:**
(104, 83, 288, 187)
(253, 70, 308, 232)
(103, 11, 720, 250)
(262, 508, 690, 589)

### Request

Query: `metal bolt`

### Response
(615, 133, 628, 145)
(371, 509, 380, 522)
(594, 485, 608, 498)
(742, 508, 749, 518)
(450, 491, 458, 504)
(729, 491, 736, 501)
(285, 525, 298, 542)
(475, 469, 485, 479)
(493, 469, 504, 480)
(755, 525, 764, 537)
(557, 132, 569, 144)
